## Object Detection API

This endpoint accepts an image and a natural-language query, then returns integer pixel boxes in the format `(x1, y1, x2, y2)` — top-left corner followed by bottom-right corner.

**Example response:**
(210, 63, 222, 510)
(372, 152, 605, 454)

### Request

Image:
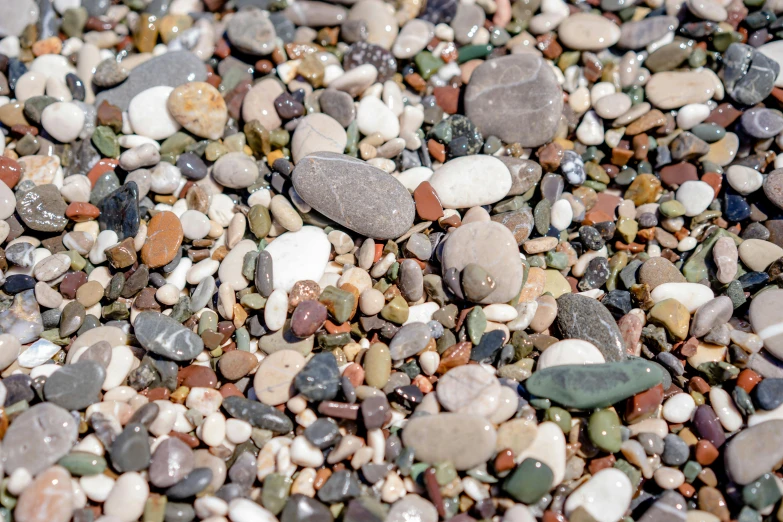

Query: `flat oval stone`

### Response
(650, 282, 715, 313)
(741, 108, 783, 139)
(646, 70, 715, 109)
(441, 222, 523, 304)
(429, 155, 512, 209)
(44, 360, 105, 410)
(465, 54, 563, 148)
(167, 81, 228, 141)
(292, 152, 415, 239)
(128, 86, 181, 140)
(557, 13, 621, 51)
(15, 466, 73, 522)
(227, 8, 277, 55)
(242, 78, 284, 131)
(212, 152, 259, 189)
(264, 226, 331, 292)
(750, 288, 783, 361)
(16, 184, 68, 232)
(565, 468, 632, 522)
(555, 293, 626, 361)
(725, 420, 783, 485)
(110, 423, 151, 472)
(389, 322, 432, 360)
(222, 396, 294, 433)
(401, 413, 497, 470)
(149, 437, 194, 488)
(134, 311, 205, 361)
(436, 364, 502, 417)
(290, 114, 347, 164)
(254, 349, 306, 405)
(141, 211, 184, 268)
(524, 359, 664, 409)
(2, 403, 79, 475)
(618, 15, 678, 49)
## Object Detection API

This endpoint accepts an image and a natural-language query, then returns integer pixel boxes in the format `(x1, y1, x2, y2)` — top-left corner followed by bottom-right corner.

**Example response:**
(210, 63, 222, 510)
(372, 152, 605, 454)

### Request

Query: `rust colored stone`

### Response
(701, 172, 722, 197)
(427, 139, 446, 163)
(146, 387, 170, 401)
(65, 202, 100, 222)
(537, 141, 564, 172)
(87, 158, 119, 187)
(626, 383, 664, 423)
(695, 439, 719, 466)
(660, 162, 698, 187)
(704, 102, 742, 127)
(588, 454, 616, 475)
(625, 109, 666, 135)
(433, 86, 459, 114)
(736, 368, 761, 393)
(141, 211, 184, 268)
(0, 156, 22, 188)
(494, 449, 515, 473)
(413, 181, 445, 221)
(437, 342, 472, 374)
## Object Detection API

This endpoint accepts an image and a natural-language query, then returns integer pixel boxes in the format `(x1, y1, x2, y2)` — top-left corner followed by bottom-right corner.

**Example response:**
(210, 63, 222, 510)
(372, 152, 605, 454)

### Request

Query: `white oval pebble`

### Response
(128, 86, 181, 140)
(662, 392, 696, 423)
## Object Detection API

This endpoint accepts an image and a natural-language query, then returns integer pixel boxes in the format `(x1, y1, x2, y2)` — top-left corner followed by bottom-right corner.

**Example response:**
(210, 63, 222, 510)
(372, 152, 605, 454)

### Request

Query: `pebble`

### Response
(167, 81, 228, 141)
(401, 413, 497, 470)
(557, 13, 621, 50)
(537, 339, 606, 369)
(565, 469, 632, 522)
(134, 311, 204, 361)
(465, 54, 563, 147)
(212, 152, 259, 189)
(429, 155, 512, 208)
(128, 86, 181, 140)
(2, 403, 78, 475)
(291, 113, 347, 164)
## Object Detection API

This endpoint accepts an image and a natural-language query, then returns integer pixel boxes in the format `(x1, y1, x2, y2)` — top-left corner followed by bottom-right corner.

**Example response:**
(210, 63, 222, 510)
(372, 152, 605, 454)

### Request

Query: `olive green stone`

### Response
(743, 473, 781, 510)
(380, 295, 409, 324)
(262, 473, 291, 515)
(248, 205, 272, 239)
(364, 343, 392, 389)
(511, 330, 534, 359)
(534, 199, 551, 235)
(319, 286, 355, 324)
(205, 141, 228, 161)
(142, 494, 166, 522)
(160, 132, 197, 156)
(199, 310, 218, 335)
(585, 162, 610, 183)
(466, 306, 487, 345)
(616, 217, 638, 244)
(544, 407, 572, 433)
(697, 361, 740, 385)
(613, 458, 641, 486)
(649, 298, 689, 340)
(461, 263, 495, 302)
(659, 200, 686, 218)
(240, 293, 266, 310)
(524, 359, 665, 409)
(457, 44, 493, 63)
(92, 126, 120, 158)
(62, 7, 88, 37)
(588, 409, 622, 453)
(245, 120, 271, 156)
(269, 129, 289, 149)
(102, 301, 129, 320)
(0, 479, 16, 510)
(682, 228, 739, 282)
(503, 458, 553, 504)
(414, 51, 444, 80)
(58, 452, 107, 476)
(434, 461, 458, 486)
(15, 134, 39, 156)
(545, 251, 568, 270)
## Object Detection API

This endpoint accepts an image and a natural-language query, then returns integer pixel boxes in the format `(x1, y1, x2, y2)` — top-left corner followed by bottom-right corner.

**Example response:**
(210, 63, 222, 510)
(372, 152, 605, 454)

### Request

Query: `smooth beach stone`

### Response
(44, 360, 105, 410)
(691, 296, 733, 337)
(128, 86, 181, 141)
(222, 396, 293, 433)
(564, 468, 632, 522)
(725, 420, 783, 485)
(264, 227, 330, 292)
(503, 458, 553, 504)
(723, 43, 779, 106)
(253, 349, 305, 405)
(386, 495, 437, 522)
(429, 155, 512, 208)
(99, 182, 140, 240)
(290, 114, 347, 164)
(524, 359, 664, 409)
(95, 51, 207, 111)
(292, 152, 415, 239)
(537, 339, 606, 370)
(15, 466, 73, 522)
(0, 0, 39, 38)
(295, 352, 340, 401)
(110, 423, 151, 472)
(650, 282, 715, 313)
(618, 15, 678, 49)
(212, 152, 259, 189)
(741, 108, 783, 138)
(2, 403, 79, 475)
(464, 54, 563, 147)
(739, 239, 783, 271)
(347, 0, 398, 49)
(243, 78, 285, 130)
(392, 19, 434, 59)
(0, 289, 44, 344)
(557, 13, 621, 50)
(16, 184, 68, 232)
(389, 322, 432, 360)
(750, 288, 783, 361)
(726, 165, 763, 196)
(140, 211, 183, 268)
(41, 101, 85, 143)
(134, 311, 205, 361)
(227, 8, 277, 55)
(283, 1, 347, 26)
(554, 293, 626, 361)
(645, 70, 715, 109)
(401, 413, 497, 470)
(149, 437, 194, 488)
(499, 157, 543, 196)
(167, 81, 228, 140)
(436, 364, 502, 417)
(441, 222, 523, 304)
(638, 257, 686, 289)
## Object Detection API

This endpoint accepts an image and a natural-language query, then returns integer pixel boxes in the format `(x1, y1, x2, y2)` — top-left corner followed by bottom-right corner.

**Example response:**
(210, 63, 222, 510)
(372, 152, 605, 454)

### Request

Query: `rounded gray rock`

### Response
(464, 54, 563, 148)
(149, 437, 195, 488)
(43, 360, 106, 411)
(292, 152, 415, 240)
(134, 311, 205, 361)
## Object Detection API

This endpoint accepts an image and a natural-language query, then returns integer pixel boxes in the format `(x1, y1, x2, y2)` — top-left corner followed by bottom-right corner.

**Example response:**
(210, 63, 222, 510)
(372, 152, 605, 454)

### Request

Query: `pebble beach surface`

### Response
(6, 0, 783, 520)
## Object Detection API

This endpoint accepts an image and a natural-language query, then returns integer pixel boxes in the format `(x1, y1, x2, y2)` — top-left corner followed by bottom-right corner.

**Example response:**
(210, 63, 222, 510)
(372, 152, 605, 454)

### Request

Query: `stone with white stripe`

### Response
(750, 288, 783, 361)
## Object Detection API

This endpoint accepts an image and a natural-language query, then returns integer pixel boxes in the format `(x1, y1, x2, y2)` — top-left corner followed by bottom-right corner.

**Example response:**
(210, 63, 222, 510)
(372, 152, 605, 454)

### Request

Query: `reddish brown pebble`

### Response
(0, 156, 22, 188)
(736, 368, 761, 393)
(178, 366, 219, 388)
(626, 383, 664, 423)
(695, 439, 719, 465)
(290, 300, 328, 338)
(413, 181, 445, 221)
(141, 211, 184, 268)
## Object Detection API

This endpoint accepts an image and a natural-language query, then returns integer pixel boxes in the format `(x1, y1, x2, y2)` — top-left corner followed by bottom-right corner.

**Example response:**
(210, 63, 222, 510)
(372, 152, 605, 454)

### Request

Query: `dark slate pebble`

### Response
(99, 182, 140, 240)
(274, 92, 305, 119)
(579, 225, 604, 250)
(662, 433, 689, 465)
(281, 494, 333, 522)
(66, 73, 86, 102)
(470, 329, 506, 363)
(166, 468, 213, 499)
(3, 274, 36, 294)
(555, 293, 626, 361)
(304, 418, 341, 449)
(110, 422, 151, 472)
(318, 89, 355, 128)
(360, 463, 394, 485)
(294, 352, 340, 402)
(222, 396, 293, 433)
(602, 290, 632, 319)
(753, 378, 783, 410)
(722, 43, 779, 106)
(578, 257, 610, 291)
(317, 470, 361, 503)
(134, 311, 204, 361)
(3, 374, 34, 406)
(360, 395, 390, 430)
(43, 360, 105, 411)
(176, 152, 208, 180)
(419, 0, 458, 24)
(692, 404, 726, 448)
(90, 172, 121, 206)
(343, 41, 397, 83)
(129, 401, 159, 426)
(42, 308, 62, 329)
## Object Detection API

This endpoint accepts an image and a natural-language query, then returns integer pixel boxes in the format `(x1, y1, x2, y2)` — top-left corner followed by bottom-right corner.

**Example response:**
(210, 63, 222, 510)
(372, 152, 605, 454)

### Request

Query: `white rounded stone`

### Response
(564, 468, 632, 522)
(41, 102, 85, 143)
(429, 155, 512, 209)
(128, 86, 181, 140)
(537, 339, 606, 370)
(662, 392, 696, 423)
